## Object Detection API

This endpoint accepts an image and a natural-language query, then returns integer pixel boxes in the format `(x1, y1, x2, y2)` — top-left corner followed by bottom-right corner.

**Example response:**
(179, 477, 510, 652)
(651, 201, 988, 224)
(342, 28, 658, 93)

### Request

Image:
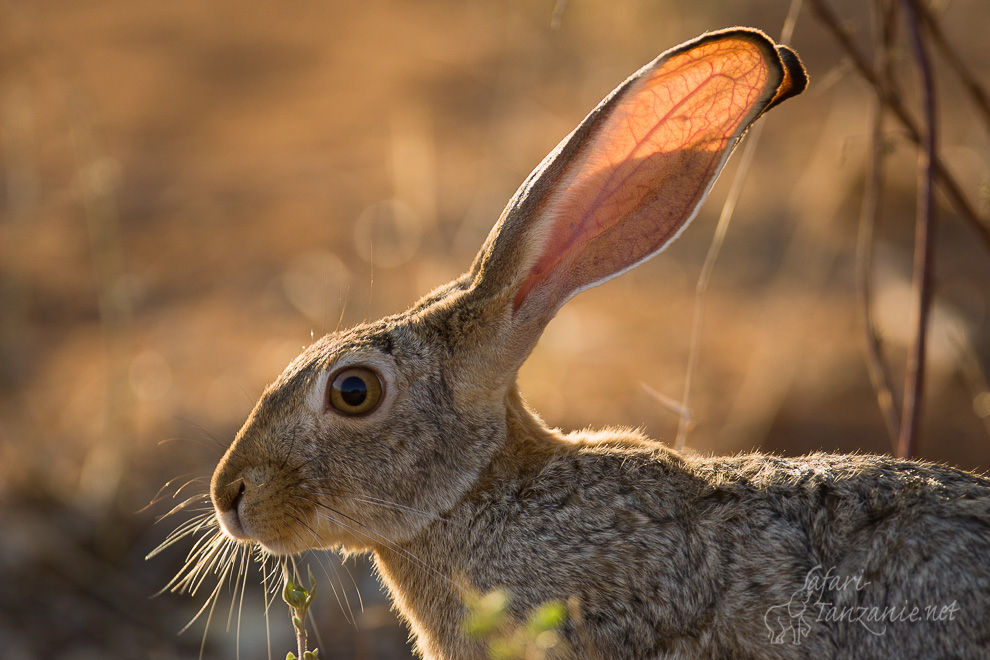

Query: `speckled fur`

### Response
(209, 28, 990, 660)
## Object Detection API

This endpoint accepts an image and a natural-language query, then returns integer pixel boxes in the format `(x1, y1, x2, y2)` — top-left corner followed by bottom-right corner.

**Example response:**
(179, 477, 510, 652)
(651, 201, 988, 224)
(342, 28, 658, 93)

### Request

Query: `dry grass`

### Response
(1, 0, 988, 657)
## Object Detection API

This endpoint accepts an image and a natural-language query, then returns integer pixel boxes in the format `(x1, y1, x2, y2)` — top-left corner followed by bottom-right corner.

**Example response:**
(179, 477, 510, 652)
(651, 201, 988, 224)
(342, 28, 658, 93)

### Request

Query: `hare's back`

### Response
(707, 452, 990, 654)
(690, 450, 990, 557)
(594, 446, 990, 655)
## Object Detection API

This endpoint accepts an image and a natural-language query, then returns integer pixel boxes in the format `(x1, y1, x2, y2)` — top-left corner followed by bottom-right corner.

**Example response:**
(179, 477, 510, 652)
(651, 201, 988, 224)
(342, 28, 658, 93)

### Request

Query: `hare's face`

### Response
(209, 298, 509, 556)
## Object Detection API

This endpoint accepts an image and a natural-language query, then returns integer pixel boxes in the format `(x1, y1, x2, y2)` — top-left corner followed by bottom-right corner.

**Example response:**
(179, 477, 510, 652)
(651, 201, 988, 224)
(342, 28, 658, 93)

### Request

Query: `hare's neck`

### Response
(372, 385, 569, 659)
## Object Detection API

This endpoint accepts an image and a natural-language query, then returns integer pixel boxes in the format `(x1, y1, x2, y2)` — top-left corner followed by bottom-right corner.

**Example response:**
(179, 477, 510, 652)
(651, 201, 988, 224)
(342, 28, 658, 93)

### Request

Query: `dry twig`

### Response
(857, 0, 902, 450)
(897, 0, 938, 460)
(808, 0, 990, 253)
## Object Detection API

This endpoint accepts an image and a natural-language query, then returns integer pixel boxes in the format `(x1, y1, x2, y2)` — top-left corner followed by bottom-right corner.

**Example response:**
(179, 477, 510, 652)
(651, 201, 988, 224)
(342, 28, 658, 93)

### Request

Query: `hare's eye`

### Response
(328, 367, 383, 416)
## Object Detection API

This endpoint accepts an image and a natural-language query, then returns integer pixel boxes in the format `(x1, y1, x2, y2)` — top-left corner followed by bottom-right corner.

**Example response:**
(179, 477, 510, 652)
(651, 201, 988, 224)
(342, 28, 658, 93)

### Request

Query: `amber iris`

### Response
(328, 367, 383, 415)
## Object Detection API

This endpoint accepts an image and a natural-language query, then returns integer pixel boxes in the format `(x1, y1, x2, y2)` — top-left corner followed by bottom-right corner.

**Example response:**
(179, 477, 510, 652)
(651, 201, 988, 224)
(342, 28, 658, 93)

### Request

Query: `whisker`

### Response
(154, 476, 449, 656)
(166, 419, 232, 454)
(283, 511, 360, 626)
(177, 532, 245, 598)
(148, 510, 217, 560)
(156, 530, 225, 596)
(180, 541, 233, 634)
(141, 475, 209, 513)
(297, 495, 454, 591)
(157, 500, 213, 528)
(305, 488, 448, 523)
(233, 543, 251, 660)
(191, 558, 233, 657)
(262, 554, 274, 660)
(226, 543, 248, 632)
(323, 550, 362, 626)
(172, 531, 227, 591)
(307, 555, 344, 647)
(171, 476, 212, 499)
(153, 489, 281, 659)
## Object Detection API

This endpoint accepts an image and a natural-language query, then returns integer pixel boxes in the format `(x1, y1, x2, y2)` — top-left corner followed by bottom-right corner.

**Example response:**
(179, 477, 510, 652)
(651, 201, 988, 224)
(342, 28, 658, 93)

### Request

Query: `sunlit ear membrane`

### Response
(508, 30, 807, 316)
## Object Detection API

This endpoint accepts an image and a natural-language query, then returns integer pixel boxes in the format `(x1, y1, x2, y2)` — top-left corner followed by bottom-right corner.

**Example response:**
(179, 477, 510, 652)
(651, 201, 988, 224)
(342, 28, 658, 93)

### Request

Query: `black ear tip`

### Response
(772, 45, 809, 105)
(697, 29, 808, 111)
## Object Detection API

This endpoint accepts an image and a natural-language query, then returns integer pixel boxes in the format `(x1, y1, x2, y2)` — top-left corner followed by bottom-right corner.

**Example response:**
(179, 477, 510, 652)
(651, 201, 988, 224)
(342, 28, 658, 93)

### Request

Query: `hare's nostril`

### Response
(232, 481, 245, 506)
(211, 473, 245, 511)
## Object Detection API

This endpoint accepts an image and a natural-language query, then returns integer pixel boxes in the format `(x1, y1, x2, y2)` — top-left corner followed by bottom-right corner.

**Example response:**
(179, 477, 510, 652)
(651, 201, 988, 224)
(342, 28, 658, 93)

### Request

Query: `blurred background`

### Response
(1, 0, 988, 657)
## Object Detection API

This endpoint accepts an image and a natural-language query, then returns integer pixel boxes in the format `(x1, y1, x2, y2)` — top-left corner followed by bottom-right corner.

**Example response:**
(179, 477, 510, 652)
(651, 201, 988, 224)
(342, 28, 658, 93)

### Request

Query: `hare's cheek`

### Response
(250, 495, 324, 554)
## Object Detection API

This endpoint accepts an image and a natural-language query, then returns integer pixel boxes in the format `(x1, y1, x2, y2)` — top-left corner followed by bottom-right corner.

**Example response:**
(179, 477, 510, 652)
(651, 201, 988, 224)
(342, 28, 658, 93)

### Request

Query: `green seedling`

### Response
(282, 564, 319, 660)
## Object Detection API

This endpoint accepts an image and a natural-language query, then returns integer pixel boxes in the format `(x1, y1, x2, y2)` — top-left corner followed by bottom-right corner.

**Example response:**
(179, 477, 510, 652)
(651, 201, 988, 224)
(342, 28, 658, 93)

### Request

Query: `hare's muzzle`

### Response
(213, 480, 253, 542)
(209, 443, 324, 555)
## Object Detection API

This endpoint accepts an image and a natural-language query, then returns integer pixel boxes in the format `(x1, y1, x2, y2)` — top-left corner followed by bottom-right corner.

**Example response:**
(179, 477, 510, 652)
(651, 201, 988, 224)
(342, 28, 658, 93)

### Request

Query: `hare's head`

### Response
(209, 29, 807, 557)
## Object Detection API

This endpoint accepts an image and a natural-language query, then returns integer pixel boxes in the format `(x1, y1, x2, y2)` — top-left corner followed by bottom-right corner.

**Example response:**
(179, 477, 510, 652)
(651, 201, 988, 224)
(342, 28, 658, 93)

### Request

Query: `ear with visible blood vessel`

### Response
(465, 29, 806, 361)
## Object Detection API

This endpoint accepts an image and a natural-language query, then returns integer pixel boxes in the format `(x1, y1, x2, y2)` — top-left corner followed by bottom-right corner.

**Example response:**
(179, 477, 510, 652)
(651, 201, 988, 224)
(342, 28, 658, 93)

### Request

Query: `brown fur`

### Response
(208, 28, 990, 659)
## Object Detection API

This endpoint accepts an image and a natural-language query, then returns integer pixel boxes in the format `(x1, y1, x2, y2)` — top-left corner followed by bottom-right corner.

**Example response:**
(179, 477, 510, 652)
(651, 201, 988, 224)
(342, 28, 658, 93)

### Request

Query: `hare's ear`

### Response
(465, 29, 806, 362)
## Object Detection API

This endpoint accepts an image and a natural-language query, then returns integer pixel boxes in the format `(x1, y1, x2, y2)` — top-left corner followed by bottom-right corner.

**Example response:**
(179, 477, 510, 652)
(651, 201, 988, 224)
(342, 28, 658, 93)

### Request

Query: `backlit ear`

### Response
(469, 29, 806, 331)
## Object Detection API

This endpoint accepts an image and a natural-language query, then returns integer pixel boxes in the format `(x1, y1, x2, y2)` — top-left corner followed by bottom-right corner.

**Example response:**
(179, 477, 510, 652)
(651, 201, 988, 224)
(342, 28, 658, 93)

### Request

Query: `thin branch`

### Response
(920, 3, 990, 135)
(898, 0, 938, 460)
(807, 0, 990, 253)
(857, 0, 902, 450)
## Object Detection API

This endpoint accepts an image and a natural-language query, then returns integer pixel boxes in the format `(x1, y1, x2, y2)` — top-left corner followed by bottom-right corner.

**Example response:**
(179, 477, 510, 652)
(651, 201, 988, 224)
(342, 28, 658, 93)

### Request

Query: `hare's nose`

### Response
(211, 471, 243, 509)
(210, 440, 253, 510)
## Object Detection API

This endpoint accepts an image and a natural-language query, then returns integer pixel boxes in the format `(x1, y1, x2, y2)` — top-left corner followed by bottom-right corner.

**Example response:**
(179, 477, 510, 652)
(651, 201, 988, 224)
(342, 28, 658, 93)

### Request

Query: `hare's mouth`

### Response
(216, 506, 319, 556)
(214, 489, 315, 554)
(256, 536, 310, 557)
(216, 506, 253, 542)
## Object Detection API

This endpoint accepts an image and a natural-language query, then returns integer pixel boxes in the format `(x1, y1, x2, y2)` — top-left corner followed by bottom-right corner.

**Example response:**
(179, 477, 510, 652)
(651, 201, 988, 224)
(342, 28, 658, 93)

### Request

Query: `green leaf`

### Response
(464, 589, 510, 637)
(283, 577, 296, 604)
(526, 600, 567, 634)
(489, 636, 522, 660)
(308, 565, 318, 593)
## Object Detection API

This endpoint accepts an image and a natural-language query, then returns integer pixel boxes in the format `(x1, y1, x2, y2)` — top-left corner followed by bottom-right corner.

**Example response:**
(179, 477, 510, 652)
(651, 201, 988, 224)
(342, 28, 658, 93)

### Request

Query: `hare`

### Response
(207, 28, 990, 659)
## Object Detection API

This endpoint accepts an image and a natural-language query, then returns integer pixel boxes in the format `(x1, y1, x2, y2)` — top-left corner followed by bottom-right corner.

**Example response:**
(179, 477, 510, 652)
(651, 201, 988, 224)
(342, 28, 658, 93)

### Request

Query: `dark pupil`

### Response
(340, 376, 368, 406)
